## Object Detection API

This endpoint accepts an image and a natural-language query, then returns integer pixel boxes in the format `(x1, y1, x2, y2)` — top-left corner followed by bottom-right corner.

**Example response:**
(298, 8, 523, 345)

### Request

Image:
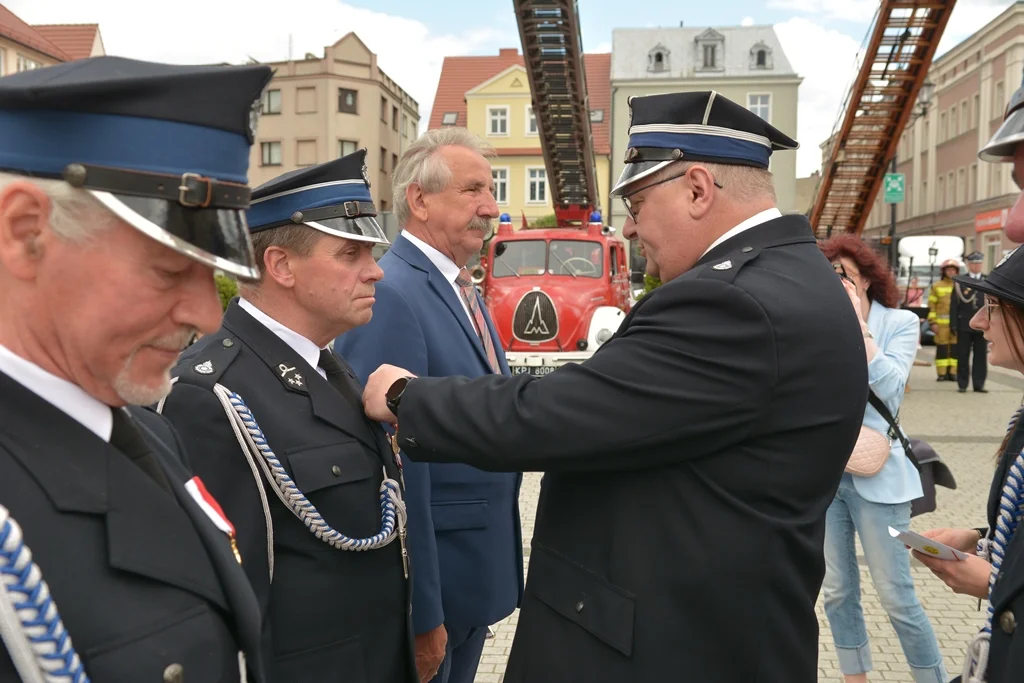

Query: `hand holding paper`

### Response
(888, 526, 969, 561)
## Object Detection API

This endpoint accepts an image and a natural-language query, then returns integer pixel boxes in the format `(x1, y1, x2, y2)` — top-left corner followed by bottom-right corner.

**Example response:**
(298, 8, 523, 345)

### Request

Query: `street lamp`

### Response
(927, 243, 939, 291)
(888, 80, 937, 268)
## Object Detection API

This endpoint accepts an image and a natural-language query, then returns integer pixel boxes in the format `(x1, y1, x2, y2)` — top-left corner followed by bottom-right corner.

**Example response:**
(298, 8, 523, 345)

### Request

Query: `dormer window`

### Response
(441, 112, 458, 126)
(647, 44, 670, 73)
(749, 42, 773, 70)
(695, 29, 725, 73)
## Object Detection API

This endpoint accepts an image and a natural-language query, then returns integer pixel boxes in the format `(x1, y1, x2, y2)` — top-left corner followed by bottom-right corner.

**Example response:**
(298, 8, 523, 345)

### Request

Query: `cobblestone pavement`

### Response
(473, 347, 1024, 682)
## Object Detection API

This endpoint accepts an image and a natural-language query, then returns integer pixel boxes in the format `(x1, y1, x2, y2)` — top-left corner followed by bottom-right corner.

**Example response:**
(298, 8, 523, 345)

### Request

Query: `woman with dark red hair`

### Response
(818, 234, 946, 683)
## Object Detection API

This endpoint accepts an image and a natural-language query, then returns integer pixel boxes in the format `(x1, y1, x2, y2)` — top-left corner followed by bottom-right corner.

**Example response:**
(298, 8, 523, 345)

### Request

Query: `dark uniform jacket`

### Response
(0, 371, 265, 683)
(950, 275, 986, 331)
(158, 300, 415, 683)
(392, 215, 868, 682)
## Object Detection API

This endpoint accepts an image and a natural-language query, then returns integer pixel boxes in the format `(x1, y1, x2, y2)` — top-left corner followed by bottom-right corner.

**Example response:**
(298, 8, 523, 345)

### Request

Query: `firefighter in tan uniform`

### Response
(928, 258, 960, 381)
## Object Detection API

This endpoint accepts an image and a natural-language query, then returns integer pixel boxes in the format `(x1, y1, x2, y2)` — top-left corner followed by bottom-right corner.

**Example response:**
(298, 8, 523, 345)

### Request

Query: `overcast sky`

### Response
(12, 0, 1015, 176)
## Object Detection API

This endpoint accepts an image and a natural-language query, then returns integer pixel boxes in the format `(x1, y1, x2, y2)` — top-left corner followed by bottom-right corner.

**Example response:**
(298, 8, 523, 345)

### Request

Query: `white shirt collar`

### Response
(238, 297, 325, 376)
(700, 208, 782, 259)
(402, 229, 462, 284)
(0, 342, 113, 441)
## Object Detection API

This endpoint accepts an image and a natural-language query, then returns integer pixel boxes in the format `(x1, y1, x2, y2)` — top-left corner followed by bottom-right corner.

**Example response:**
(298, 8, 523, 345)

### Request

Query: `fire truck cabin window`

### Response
(493, 240, 546, 277)
(549, 240, 602, 277)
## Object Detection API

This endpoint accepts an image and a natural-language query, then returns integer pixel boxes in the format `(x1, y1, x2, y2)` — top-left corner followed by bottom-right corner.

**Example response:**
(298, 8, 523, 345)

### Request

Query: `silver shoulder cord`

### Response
(0, 504, 90, 683)
(157, 379, 407, 583)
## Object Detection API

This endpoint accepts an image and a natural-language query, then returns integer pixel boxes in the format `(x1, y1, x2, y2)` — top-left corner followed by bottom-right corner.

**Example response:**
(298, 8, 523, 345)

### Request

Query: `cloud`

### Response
(741, 17, 755, 27)
(7, 0, 519, 133)
(767, 0, 878, 23)
(774, 17, 863, 176)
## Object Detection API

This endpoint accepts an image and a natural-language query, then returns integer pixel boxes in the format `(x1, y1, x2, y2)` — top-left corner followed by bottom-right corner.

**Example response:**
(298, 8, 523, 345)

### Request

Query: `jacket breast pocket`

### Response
(288, 441, 375, 493)
(431, 499, 489, 532)
(84, 604, 234, 683)
(527, 544, 635, 656)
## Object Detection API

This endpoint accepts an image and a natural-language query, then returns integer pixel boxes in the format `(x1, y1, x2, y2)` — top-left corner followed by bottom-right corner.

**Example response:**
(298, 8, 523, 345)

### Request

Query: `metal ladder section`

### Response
(513, 0, 598, 223)
(809, 0, 956, 238)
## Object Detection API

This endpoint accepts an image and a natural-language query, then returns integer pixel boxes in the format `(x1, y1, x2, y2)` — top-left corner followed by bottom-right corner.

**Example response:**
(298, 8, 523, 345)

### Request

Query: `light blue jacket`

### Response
(849, 300, 923, 504)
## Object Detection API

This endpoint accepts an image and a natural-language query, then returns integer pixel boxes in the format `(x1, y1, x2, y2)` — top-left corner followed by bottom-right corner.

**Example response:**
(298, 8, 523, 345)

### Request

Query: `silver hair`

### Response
(0, 171, 113, 242)
(653, 160, 777, 202)
(392, 127, 496, 226)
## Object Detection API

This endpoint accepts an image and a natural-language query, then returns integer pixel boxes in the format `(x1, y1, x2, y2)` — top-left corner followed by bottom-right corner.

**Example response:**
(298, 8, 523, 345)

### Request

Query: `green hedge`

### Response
(214, 273, 238, 311)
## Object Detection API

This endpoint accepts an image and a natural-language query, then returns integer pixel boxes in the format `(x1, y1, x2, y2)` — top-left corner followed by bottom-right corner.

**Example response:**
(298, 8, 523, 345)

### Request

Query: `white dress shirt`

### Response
(0, 342, 113, 441)
(700, 207, 783, 260)
(238, 298, 328, 379)
(401, 229, 475, 324)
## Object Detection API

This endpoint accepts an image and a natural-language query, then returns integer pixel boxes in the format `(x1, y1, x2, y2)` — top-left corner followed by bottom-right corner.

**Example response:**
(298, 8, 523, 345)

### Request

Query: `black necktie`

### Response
(109, 408, 173, 494)
(318, 349, 363, 412)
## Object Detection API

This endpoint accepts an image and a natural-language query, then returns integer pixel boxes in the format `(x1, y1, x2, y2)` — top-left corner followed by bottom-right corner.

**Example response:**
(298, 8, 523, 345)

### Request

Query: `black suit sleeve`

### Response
(159, 382, 275, 637)
(397, 278, 777, 472)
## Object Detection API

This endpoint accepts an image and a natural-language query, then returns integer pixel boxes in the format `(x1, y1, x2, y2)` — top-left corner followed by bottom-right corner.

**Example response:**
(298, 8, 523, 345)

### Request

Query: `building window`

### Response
(749, 42, 773, 70)
(392, 153, 398, 171)
(756, 50, 766, 67)
(961, 101, 969, 132)
(296, 87, 317, 114)
(380, 147, 387, 172)
(995, 81, 1005, 116)
(401, 113, 408, 138)
(296, 140, 317, 167)
(392, 105, 399, 131)
(939, 112, 947, 142)
(441, 112, 458, 126)
(947, 171, 955, 207)
(381, 200, 388, 212)
(527, 167, 546, 203)
(973, 93, 980, 128)
(647, 45, 670, 72)
(921, 179, 927, 214)
(950, 106, 957, 137)
(937, 175, 945, 210)
(380, 97, 388, 122)
(261, 142, 282, 166)
(338, 139, 358, 158)
(338, 88, 358, 114)
(488, 106, 509, 136)
(261, 89, 281, 115)
(958, 167, 966, 205)
(16, 54, 41, 72)
(748, 94, 770, 122)
(970, 163, 977, 203)
(590, 109, 604, 123)
(492, 168, 508, 204)
(526, 105, 537, 135)
(703, 44, 716, 68)
(993, 165, 1003, 195)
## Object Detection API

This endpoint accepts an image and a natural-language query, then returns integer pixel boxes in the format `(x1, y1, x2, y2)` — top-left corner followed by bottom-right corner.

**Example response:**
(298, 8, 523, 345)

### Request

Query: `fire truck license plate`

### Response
(511, 365, 557, 377)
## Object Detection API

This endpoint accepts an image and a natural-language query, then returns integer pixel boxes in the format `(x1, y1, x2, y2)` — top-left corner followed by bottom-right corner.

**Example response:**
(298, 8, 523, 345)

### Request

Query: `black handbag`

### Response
(867, 392, 957, 517)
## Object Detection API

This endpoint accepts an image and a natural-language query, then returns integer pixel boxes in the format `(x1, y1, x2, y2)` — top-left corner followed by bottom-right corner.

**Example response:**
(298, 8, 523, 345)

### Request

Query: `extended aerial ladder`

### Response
(810, 0, 956, 239)
(512, 0, 599, 228)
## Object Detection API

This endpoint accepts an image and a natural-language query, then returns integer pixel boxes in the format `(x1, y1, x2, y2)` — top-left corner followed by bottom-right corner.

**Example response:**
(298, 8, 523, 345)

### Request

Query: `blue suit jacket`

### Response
(335, 234, 524, 633)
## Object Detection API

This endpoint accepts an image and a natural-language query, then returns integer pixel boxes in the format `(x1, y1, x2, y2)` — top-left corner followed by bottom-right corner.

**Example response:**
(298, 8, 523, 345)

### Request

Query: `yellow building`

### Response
(430, 48, 612, 225)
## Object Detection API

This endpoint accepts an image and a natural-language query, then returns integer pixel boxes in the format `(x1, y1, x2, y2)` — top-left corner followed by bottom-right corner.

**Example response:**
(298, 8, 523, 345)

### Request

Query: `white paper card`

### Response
(888, 526, 969, 561)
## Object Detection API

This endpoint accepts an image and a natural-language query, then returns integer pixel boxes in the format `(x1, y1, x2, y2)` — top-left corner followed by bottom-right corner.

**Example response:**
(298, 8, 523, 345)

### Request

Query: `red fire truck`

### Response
(473, 211, 629, 375)
(468, 0, 632, 376)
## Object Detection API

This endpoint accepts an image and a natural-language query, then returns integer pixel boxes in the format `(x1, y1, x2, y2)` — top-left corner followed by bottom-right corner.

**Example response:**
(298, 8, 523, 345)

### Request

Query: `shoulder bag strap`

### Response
(867, 390, 920, 471)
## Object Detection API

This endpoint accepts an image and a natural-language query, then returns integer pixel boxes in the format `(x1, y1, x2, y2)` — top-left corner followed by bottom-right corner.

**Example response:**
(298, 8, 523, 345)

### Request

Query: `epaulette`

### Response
(697, 245, 763, 284)
(171, 334, 242, 391)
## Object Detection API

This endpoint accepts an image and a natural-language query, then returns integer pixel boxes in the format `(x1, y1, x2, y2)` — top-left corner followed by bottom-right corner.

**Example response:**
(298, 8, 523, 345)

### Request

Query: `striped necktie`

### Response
(455, 268, 501, 374)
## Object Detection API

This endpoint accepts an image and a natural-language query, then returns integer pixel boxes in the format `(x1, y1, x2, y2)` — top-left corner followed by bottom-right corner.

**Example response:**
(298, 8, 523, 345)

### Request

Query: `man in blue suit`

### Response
(336, 128, 523, 683)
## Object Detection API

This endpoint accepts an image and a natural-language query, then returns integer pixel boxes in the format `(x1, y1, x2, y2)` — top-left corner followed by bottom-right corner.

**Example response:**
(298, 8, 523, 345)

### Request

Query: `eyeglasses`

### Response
(620, 167, 723, 222)
(1013, 168, 1024, 191)
(985, 296, 1002, 321)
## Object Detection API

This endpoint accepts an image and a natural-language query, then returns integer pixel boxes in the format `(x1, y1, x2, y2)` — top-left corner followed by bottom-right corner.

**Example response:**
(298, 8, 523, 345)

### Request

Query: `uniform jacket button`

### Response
(575, 600, 585, 613)
(163, 663, 184, 683)
(999, 609, 1016, 634)
(331, 465, 342, 476)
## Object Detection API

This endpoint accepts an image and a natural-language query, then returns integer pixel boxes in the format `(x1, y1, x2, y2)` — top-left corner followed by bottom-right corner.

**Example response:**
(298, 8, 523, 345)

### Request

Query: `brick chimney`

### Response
(498, 48, 519, 57)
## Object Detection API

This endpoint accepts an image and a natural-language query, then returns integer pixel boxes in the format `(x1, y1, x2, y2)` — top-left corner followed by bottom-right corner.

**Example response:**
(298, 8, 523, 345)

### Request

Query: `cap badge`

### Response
(712, 260, 733, 271)
(247, 96, 262, 144)
(361, 162, 371, 188)
(194, 360, 214, 375)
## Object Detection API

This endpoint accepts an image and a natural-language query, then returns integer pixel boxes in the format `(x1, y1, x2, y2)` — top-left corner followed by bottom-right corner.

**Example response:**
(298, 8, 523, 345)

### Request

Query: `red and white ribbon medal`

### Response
(186, 476, 242, 564)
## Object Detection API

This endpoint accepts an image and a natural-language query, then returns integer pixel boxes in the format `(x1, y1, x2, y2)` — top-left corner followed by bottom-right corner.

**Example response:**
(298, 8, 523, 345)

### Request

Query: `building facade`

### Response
(609, 25, 802, 230)
(430, 48, 612, 225)
(0, 5, 103, 75)
(249, 32, 420, 213)
(861, 2, 1024, 271)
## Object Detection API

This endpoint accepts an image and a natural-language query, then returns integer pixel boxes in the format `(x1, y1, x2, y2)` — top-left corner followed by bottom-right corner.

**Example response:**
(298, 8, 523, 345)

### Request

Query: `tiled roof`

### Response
(429, 49, 612, 155)
(33, 24, 100, 61)
(0, 4, 69, 61)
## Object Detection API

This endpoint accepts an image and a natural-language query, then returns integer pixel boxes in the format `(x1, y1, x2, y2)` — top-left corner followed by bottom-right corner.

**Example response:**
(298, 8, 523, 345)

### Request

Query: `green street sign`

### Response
(883, 173, 905, 203)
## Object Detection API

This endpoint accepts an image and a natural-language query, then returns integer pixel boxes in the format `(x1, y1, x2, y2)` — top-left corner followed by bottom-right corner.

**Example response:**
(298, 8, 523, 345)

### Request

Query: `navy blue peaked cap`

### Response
(0, 56, 273, 280)
(247, 149, 387, 245)
(612, 90, 799, 196)
(955, 247, 1023, 308)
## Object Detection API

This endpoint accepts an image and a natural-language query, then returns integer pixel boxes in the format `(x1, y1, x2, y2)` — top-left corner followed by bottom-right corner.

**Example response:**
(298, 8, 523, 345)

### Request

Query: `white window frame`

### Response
(525, 105, 538, 136)
(338, 139, 358, 158)
(488, 106, 509, 137)
(441, 112, 458, 126)
(261, 141, 282, 166)
(526, 166, 547, 204)
(492, 166, 510, 205)
(747, 92, 772, 123)
(261, 89, 281, 115)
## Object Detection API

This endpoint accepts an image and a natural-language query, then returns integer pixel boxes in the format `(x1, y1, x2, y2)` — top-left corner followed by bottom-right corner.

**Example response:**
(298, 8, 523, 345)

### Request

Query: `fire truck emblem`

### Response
(512, 290, 558, 343)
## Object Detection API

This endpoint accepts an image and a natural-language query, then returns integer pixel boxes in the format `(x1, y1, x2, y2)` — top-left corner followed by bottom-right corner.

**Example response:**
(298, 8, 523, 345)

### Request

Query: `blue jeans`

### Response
(822, 475, 947, 682)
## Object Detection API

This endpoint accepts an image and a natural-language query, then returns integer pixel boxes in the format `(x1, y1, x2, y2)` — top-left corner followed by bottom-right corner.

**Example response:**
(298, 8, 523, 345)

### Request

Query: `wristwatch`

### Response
(386, 376, 414, 415)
